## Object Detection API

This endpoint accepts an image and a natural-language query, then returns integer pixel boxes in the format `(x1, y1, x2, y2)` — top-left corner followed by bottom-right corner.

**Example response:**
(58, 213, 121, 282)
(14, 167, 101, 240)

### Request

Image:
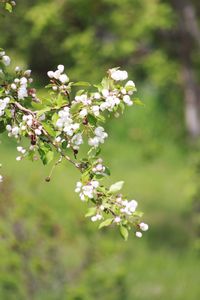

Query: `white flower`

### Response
(79, 108, 88, 118)
(39, 114, 45, 121)
(95, 126, 108, 142)
(94, 92, 101, 99)
(0, 101, 6, 111)
(114, 216, 121, 223)
(88, 127, 108, 148)
(20, 77, 28, 84)
(23, 114, 33, 127)
(17, 146, 26, 154)
(54, 70, 61, 79)
(71, 133, 83, 149)
(100, 205, 105, 211)
(91, 215, 97, 222)
(0, 175, 3, 183)
(0, 97, 10, 116)
(0, 51, 5, 57)
(121, 88, 127, 95)
(16, 156, 22, 161)
(91, 180, 99, 188)
(11, 126, 19, 137)
(59, 74, 69, 84)
(20, 125, 27, 131)
(88, 137, 100, 148)
(100, 95, 120, 112)
(4, 97, 10, 104)
(47, 71, 54, 78)
(123, 95, 133, 106)
(2, 55, 11, 66)
(18, 85, 28, 100)
(93, 162, 105, 174)
(55, 136, 62, 143)
(24, 70, 31, 77)
(96, 164, 104, 171)
(91, 214, 102, 222)
(136, 231, 142, 238)
(102, 89, 109, 97)
(15, 66, 21, 72)
(92, 105, 100, 116)
(74, 94, 91, 105)
(120, 199, 138, 215)
(110, 69, 128, 81)
(125, 80, 135, 88)
(139, 222, 149, 231)
(75, 181, 82, 193)
(35, 128, 42, 135)
(75, 180, 99, 201)
(57, 64, 64, 73)
(17, 146, 23, 152)
(6, 124, 12, 131)
(11, 83, 17, 90)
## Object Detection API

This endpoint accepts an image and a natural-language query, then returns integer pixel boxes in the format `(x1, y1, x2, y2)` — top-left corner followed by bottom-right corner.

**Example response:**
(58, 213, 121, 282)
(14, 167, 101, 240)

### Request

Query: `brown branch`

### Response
(13, 101, 81, 170)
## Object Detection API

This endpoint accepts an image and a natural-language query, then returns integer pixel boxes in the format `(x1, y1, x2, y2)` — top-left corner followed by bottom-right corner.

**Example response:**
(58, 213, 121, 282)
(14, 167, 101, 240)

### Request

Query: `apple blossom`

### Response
(0, 1, 148, 240)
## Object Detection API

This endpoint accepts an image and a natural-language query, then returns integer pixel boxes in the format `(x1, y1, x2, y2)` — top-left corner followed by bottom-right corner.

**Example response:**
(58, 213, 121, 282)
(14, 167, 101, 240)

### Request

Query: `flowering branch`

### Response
(0, 1, 148, 240)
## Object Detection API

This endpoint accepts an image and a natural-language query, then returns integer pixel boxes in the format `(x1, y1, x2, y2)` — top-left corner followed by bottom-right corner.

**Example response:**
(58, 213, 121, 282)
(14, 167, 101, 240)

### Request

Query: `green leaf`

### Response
(133, 98, 144, 106)
(52, 113, 59, 126)
(87, 114, 97, 126)
(85, 207, 97, 218)
(125, 86, 137, 92)
(38, 143, 54, 165)
(76, 89, 85, 96)
(120, 226, 129, 241)
(109, 181, 124, 193)
(101, 77, 110, 89)
(104, 167, 111, 176)
(73, 81, 91, 87)
(5, 3, 12, 12)
(37, 107, 51, 117)
(42, 122, 56, 137)
(95, 174, 105, 179)
(55, 94, 67, 107)
(0, 121, 5, 133)
(97, 114, 105, 123)
(70, 102, 82, 114)
(88, 147, 101, 158)
(99, 218, 113, 229)
(132, 211, 144, 218)
(119, 102, 125, 113)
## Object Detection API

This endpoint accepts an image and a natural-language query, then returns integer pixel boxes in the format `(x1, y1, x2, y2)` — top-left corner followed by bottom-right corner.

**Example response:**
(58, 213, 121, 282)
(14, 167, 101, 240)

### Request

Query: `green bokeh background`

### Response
(0, 1, 200, 299)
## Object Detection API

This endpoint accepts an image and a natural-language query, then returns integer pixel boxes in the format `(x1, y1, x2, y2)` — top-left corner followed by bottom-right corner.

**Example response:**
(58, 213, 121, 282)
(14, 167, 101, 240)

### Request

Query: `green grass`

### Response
(0, 86, 198, 299)
(0, 130, 199, 299)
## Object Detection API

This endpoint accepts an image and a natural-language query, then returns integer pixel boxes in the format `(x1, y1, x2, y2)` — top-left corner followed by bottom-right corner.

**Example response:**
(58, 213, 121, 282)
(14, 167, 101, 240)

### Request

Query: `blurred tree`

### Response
(163, 0, 200, 139)
(1, 0, 200, 139)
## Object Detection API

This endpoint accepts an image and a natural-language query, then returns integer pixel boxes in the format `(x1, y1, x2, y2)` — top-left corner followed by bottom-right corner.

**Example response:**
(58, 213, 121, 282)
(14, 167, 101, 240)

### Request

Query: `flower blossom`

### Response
(110, 69, 128, 81)
(0, 97, 10, 116)
(88, 126, 108, 148)
(47, 65, 69, 84)
(75, 180, 99, 201)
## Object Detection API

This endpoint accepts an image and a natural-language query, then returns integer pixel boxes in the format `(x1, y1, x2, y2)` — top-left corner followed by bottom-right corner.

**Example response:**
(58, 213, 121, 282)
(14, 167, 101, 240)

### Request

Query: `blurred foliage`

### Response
(1, 0, 200, 299)
(0, 139, 199, 300)
(0, 0, 185, 141)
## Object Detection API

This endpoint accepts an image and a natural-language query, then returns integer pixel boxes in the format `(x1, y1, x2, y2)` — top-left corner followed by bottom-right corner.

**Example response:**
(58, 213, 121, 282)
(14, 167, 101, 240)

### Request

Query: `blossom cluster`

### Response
(0, 97, 10, 116)
(0, 51, 10, 66)
(75, 178, 149, 238)
(75, 180, 99, 201)
(0, 43, 147, 239)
